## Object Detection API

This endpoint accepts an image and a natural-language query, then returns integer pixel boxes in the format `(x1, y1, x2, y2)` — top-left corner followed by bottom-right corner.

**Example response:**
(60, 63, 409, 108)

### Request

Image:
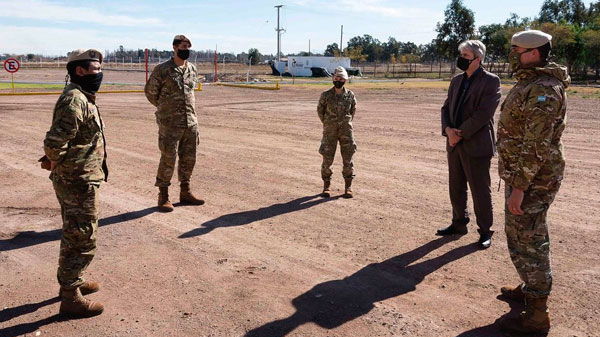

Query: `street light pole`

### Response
(275, 5, 284, 61)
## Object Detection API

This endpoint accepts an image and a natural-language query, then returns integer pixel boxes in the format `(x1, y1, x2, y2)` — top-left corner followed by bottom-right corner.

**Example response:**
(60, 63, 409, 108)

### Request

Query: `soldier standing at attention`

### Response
(145, 35, 204, 212)
(317, 66, 357, 198)
(41, 49, 108, 317)
(496, 30, 570, 334)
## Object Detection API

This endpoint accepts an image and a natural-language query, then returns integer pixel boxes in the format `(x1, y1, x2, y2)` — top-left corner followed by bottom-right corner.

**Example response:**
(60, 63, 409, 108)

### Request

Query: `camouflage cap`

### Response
(67, 49, 103, 64)
(173, 34, 192, 47)
(333, 66, 348, 80)
(511, 30, 552, 49)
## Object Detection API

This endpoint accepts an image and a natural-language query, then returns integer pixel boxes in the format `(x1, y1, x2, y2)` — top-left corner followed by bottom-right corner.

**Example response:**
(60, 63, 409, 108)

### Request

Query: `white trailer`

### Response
(271, 56, 352, 77)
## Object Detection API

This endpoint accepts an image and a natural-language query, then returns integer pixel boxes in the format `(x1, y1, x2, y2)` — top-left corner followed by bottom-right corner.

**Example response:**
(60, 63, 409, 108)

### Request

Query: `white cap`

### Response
(333, 66, 348, 80)
(511, 30, 552, 48)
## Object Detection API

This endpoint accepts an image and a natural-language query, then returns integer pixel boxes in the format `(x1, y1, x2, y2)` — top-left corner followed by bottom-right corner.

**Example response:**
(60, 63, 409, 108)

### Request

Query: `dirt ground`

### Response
(0, 75, 599, 337)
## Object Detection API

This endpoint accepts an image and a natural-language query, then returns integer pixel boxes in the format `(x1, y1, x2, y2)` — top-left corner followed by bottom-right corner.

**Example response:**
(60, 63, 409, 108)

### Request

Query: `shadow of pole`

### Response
(179, 194, 339, 238)
(245, 236, 479, 337)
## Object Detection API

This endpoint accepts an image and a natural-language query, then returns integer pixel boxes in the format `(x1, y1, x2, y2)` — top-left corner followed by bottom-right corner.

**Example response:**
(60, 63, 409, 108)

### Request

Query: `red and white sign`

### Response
(3, 58, 20, 73)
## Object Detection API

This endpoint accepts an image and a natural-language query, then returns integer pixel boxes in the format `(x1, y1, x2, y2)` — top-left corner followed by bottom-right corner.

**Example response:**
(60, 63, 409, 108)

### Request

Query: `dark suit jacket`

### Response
(441, 68, 501, 158)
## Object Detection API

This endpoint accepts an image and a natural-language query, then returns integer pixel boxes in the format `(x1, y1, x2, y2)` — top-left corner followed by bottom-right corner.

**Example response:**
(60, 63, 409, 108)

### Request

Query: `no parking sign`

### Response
(3, 58, 20, 73)
(3, 58, 20, 93)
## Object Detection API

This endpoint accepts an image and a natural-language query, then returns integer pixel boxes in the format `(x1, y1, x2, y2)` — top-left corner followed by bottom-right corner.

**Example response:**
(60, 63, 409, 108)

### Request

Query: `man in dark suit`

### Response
(438, 40, 501, 249)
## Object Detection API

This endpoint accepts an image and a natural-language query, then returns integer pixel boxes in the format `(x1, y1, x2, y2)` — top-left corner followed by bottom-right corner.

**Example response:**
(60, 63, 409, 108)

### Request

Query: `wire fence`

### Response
(6, 58, 599, 82)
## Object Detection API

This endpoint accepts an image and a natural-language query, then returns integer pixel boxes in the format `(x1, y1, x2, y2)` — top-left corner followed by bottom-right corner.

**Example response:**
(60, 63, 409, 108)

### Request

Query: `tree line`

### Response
(324, 0, 600, 80)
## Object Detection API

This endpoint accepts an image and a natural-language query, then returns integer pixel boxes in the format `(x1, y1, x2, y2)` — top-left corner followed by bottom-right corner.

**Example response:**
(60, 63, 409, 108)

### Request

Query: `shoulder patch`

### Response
(534, 75, 560, 87)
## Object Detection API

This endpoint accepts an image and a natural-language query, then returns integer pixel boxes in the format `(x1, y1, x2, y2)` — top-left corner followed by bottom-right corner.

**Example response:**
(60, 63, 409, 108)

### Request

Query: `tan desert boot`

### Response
(180, 183, 205, 205)
(344, 179, 353, 198)
(59, 287, 104, 318)
(158, 186, 174, 212)
(322, 180, 331, 197)
(500, 295, 550, 334)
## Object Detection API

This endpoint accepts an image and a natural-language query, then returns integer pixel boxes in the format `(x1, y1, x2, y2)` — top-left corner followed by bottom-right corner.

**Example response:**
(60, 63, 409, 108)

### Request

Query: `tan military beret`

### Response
(173, 34, 192, 47)
(511, 30, 552, 48)
(67, 49, 103, 64)
(333, 66, 348, 80)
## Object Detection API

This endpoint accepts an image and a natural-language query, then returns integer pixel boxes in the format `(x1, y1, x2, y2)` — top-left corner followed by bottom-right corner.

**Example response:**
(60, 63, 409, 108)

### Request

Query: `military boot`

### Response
(180, 183, 205, 205)
(500, 283, 525, 303)
(499, 295, 550, 334)
(59, 287, 104, 318)
(158, 186, 174, 212)
(343, 179, 353, 198)
(59, 281, 100, 297)
(322, 180, 331, 198)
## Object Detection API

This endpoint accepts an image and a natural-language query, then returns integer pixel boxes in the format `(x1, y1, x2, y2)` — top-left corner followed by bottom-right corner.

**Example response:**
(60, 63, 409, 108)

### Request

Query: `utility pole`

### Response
(309, 39, 311, 56)
(275, 5, 284, 61)
(340, 25, 344, 55)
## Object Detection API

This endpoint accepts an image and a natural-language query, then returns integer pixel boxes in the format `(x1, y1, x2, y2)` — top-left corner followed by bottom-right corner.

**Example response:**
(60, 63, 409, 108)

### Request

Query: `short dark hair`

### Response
(173, 38, 190, 47)
(67, 60, 93, 78)
(536, 42, 552, 63)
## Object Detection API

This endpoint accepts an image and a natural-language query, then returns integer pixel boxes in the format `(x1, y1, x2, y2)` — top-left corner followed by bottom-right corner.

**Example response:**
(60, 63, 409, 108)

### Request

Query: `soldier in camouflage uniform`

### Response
(145, 35, 204, 212)
(496, 30, 570, 334)
(41, 49, 108, 317)
(317, 66, 357, 198)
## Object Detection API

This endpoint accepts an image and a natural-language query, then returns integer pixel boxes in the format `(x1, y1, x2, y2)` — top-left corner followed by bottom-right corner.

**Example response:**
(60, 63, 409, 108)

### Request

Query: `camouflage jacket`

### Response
(317, 87, 357, 126)
(44, 83, 108, 185)
(144, 58, 198, 128)
(497, 63, 570, 191)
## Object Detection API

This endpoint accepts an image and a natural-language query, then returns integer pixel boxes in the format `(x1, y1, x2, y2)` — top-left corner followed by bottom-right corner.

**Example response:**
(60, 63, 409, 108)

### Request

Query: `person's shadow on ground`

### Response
(245, 236, 480, 337)
(179, 194, 339, 238)
(0, 207, 158, 252)
(0, 296, 69, 337)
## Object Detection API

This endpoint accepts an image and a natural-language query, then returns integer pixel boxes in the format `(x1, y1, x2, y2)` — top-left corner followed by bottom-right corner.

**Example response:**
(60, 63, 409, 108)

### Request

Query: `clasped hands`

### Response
(38, 155, 56, 171)
(445, 127, 463, 147)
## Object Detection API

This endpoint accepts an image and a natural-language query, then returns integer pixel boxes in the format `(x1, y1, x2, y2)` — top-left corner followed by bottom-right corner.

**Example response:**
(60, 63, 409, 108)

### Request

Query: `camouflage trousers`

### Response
(53, 181, 99, 289)
(155, 123, 198, 187)
(319, 123, 356, 181)
(504, 180, 561, 298)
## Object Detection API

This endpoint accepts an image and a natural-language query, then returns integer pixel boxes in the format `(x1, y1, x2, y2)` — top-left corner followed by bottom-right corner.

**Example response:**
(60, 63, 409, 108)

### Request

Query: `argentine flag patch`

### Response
(537, 95, 547, 102)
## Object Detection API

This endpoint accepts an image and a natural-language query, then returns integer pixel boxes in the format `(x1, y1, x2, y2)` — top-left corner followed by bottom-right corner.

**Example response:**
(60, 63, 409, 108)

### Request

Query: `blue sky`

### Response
(0, 0, 545, 56)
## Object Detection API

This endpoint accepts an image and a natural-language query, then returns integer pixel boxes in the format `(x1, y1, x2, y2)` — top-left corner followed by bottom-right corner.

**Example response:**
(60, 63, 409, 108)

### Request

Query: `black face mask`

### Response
(456, 56, 475, 71)
(71, 72, 103, 94)
(177, 49, 190, 60)
(333, 80, 345, 89)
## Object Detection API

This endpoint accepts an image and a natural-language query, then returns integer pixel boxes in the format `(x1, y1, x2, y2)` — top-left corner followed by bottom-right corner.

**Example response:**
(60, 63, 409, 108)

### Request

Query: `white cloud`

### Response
(337, 0, 438, 19)
(0, 0, 163, 26)
(0, 25, 275, 56)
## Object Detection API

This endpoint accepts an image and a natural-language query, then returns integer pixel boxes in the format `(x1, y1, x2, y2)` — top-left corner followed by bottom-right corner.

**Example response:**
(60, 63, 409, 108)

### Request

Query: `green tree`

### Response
(324, 43, 340, 56)
(382, 37, 400, 62)
(479, 23, 510, 70)
(419, 42, 438, 64)
(435, 0, 475, 67)
(346, 34, 383, 62)
(533, 22, 581, 73)
(248, 48, 261, 65)
(344, 46, 367, 65)
(582, 27, 600, 80)
(538, 0, 588, 26)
